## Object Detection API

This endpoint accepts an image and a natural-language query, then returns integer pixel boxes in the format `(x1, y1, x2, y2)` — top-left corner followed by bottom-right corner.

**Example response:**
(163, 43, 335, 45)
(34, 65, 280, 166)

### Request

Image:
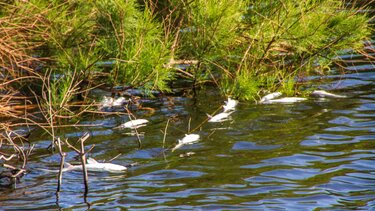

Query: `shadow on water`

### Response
(1, 38, 375, 210)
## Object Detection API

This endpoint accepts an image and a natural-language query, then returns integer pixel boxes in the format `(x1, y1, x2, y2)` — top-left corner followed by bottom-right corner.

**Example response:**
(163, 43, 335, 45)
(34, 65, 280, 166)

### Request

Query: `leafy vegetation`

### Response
(0, 0, 372, 106)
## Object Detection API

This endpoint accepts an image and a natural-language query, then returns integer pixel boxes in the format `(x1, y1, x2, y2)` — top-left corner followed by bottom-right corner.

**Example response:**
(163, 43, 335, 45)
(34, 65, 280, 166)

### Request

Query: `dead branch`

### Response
(64, 133, 94, 195)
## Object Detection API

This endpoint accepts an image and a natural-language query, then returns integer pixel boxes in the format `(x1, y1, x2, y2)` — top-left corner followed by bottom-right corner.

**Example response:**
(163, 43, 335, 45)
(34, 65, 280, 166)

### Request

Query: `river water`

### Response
(1, 37, 374, 210)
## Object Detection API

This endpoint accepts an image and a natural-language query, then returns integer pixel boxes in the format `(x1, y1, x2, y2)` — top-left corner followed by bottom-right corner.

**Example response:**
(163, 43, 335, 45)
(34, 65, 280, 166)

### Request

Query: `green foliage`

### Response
(0, 0, 372, 104)
(221, 0, 371, 100)
(95, 0, 173, 92)
(232, 72, 259, 101)
(48, 71, 76, 111)
(279, 75, 296, 96)
(177, 0, 245, 59)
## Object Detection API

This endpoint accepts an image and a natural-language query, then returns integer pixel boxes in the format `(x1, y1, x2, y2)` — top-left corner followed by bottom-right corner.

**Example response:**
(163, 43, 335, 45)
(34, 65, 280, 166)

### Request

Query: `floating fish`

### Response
(172, 134, 200, 151)
(263, 97, 307, 104)
(99, 96, 127, 109)
(223, 97, 238, 113)
(310, 90, 346, 98)
(179, 152, 196, 158)
(208, 112, 232, 122)
(64, 158, 127, 173)
(99, 96, 114, 108)
(259, 92, 282, 103)
(115, 119, 149, 129)
(112, 97, 127, 107)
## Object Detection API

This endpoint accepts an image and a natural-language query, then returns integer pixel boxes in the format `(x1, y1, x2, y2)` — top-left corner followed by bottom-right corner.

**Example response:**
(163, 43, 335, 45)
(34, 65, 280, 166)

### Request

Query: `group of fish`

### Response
(62, 89, 345, 173)
(259, 90, 346, 104)
(99, 96, 127, 109)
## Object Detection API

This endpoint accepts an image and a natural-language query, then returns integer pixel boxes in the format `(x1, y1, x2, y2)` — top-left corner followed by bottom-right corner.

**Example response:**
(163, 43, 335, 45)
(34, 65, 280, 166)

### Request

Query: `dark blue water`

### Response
(0, 38, 374, 210)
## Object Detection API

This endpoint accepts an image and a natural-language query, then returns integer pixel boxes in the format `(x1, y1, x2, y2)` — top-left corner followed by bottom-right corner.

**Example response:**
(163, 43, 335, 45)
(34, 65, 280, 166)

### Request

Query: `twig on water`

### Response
(64, 133, 94, 196)
(162, 118, 170, 149)
(190, 105, 223, 133)
(108, 153, 122, 162)
(55, 137, 66, 193)
(188, 117, 191, 133)
(125, 107, 142, 148)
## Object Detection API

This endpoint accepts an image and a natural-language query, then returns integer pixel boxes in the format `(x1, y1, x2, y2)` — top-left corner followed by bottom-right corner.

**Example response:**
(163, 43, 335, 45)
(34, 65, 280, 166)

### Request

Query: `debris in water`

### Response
(172, 134, 200, 151)
(223, 97, 238, 113)
(310, 90, 346, 98)
(64, 158, 127, 173)
(259, 92, 282, 103)
(115, 119, 149, 129)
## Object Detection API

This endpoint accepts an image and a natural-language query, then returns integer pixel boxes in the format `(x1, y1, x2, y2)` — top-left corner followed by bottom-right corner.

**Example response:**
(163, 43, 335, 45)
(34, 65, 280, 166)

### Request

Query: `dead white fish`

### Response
(310, 90, 346, 98)
(112, 97, 127, 107)
(259, 92, 282, 103)
(64, 158, 127, 173)
(172, 134, 200, 151)
(179, 152, 196, 158)
(123, 131, 145, 136)
(99, 96, 114, 108)
(223, 97, 238, 113)
(115, 119, 149, 129)
(263, 97, 307, 104)
(99, 96, 128, 109)
(208, 112, 232, 122)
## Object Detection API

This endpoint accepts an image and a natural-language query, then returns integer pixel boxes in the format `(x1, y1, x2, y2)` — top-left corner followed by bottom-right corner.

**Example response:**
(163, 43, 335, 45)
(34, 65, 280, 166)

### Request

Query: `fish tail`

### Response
(64, 163, 75, 171)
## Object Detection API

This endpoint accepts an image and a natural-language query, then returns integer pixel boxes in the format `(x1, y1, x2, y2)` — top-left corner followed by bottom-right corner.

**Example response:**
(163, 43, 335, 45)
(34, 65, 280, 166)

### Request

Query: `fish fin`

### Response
(113, 124, 125, 129)
(64, 162, 75, 171)
(64, 162, 73, 167)
(225, 111, 234, 115)
(206, 113, 212, 118)
(87, 157, 98, 164)
(172, 143, 183, 152)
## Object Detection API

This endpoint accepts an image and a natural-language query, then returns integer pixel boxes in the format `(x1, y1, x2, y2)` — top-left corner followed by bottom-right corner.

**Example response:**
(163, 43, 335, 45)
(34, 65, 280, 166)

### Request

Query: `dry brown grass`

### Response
(0, 6, 47, 79)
